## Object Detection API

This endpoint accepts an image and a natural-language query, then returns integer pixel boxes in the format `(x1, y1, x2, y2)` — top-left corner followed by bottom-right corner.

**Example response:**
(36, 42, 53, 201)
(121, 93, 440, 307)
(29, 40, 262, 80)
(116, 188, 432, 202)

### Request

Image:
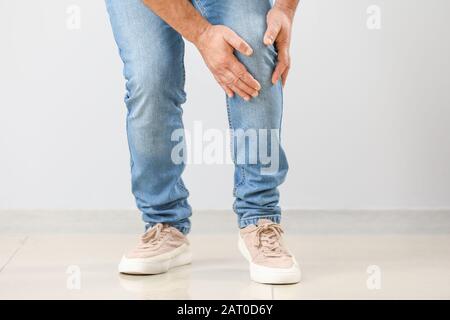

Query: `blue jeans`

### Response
(106, 0, 288, 234)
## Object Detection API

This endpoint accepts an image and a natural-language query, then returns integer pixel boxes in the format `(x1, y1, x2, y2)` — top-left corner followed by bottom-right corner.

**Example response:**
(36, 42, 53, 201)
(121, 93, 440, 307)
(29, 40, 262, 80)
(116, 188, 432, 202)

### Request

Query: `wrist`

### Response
(191, 21, 212, 48)
(274, 2, 297, 20)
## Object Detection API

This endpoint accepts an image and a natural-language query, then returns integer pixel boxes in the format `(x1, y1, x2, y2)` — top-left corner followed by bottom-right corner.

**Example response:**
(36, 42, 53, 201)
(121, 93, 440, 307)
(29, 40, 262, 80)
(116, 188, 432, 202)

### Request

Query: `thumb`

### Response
(223, 29, 253, 56)
(264, 20, 281, 46)
(223, 28, 253, 56)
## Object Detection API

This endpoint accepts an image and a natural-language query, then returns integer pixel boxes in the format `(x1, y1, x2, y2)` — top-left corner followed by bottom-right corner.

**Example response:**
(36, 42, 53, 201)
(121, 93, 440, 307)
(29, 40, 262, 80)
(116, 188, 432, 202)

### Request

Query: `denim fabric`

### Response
(106, 0, 288, 234)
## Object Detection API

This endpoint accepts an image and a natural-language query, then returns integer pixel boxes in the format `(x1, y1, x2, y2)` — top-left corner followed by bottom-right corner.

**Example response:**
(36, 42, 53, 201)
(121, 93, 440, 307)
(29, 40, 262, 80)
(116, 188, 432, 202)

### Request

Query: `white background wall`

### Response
(0, 0, 449, 211)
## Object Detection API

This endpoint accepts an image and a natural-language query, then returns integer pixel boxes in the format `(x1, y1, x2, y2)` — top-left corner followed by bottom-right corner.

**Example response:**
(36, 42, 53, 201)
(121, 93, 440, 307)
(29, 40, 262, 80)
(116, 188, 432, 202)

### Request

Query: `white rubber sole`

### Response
(118, 244, 192, 275)
(238, 235, 301, 284)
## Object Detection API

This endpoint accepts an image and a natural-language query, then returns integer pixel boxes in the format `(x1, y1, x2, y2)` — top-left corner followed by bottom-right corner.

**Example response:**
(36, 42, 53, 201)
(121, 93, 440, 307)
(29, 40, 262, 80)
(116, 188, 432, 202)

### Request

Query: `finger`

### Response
(228, 60, 261, 91)
(264, 20, 282, 46)
(229, 83, 251, 101)
(272, 62, 287, 85)
(272, 48, 290, 84)
(235, 78, 259, 98)
(220, 70, 252, 101)
(218, 81, 234, 98)
(213, 74, 234, 98)
(223, 29, 253, 56)
(281, 66, 290, 87)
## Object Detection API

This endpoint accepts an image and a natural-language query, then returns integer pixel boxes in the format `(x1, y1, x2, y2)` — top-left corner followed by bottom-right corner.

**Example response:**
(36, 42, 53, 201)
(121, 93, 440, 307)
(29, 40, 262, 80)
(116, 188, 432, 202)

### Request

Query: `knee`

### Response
(227, 14, 277, 88)
(239, 37, 277, 88)
(227, 35, 283, 130)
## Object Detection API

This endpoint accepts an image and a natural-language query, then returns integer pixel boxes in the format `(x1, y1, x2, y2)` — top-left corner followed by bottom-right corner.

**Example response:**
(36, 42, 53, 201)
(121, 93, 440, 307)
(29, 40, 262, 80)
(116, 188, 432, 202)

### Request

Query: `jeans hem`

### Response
(145, 222, 191, 235)
(238, 215, 281, 229)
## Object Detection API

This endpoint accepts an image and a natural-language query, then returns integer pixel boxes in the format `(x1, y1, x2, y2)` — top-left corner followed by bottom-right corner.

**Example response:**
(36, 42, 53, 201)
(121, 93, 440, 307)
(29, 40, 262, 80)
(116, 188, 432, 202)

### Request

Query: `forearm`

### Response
(274, 0, 299, 18)
(142, 0, 210, 43)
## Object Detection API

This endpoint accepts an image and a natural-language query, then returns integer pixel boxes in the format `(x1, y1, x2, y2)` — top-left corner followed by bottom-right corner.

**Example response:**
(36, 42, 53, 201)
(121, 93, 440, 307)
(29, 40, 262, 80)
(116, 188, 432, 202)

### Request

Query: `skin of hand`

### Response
(142, 0, 298, 98)
(263, 1, 298, 87)
(193, 25, 262, 101)
(142, 0, 261, 100)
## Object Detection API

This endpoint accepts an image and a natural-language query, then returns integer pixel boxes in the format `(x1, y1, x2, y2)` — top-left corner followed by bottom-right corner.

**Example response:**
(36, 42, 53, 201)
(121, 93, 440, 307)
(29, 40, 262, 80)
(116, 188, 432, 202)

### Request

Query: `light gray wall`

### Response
(0, 0, 449, 210)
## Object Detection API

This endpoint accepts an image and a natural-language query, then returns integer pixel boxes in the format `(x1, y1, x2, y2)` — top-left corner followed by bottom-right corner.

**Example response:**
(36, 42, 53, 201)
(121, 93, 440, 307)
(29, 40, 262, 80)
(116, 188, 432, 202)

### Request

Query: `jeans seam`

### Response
(235, 167, 246, 188)
(176, 180, 188, 193)
(225, 97, 233, 130)
(226, 98, 246, 196)
(175, 39, 188, 195)
(279, 82, 284, 138)
(181, 40, 186, 102)
(125, 115, 135, 176)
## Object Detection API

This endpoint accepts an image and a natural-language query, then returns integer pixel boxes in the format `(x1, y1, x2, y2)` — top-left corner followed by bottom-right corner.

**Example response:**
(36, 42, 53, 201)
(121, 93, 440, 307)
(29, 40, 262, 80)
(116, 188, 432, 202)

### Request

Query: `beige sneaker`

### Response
(118, 223, 192, 275)
(238, 219, 301, 284)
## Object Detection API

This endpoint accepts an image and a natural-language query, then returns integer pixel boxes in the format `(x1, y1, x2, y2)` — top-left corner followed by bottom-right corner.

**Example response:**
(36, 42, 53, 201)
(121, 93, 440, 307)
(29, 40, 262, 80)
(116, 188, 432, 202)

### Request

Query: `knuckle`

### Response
(235, 68, 246, 78)
(284, 57, 291, 67)
(279, 55, 290, 67)
(281, 48, 290, 57)
(223, 26, 232, 34)
(278, 61, 287, 68)
(215, 61, 227, 71)
(224, 76, 236, 86)
(272, 21, 282, 30)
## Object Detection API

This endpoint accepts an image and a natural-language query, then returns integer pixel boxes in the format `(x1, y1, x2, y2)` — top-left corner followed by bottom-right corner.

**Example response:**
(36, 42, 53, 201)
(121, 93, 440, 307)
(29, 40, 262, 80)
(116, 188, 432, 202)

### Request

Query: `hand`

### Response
(194, 25, 261, 101)
(264, 5, 295, 87)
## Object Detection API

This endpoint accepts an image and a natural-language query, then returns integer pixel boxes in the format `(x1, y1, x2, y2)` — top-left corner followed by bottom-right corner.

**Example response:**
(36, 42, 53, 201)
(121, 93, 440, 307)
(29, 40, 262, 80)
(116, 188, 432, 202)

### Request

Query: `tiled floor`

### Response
(0, 231, 449, 299)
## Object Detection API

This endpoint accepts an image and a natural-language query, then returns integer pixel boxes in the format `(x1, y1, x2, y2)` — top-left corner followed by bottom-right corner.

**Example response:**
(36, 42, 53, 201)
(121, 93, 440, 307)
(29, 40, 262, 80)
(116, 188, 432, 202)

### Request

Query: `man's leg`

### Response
(106, 0, 193, 274)
(194, 0, 288, 227)
(106, 0, 191, 234)
(195, 0, 299, 284)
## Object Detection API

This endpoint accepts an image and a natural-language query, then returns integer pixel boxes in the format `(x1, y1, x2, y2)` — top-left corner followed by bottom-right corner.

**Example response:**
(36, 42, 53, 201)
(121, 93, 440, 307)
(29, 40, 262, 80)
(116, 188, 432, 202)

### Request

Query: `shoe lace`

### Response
(254, 223, 287, 257)
(141, 223, 171, 248)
